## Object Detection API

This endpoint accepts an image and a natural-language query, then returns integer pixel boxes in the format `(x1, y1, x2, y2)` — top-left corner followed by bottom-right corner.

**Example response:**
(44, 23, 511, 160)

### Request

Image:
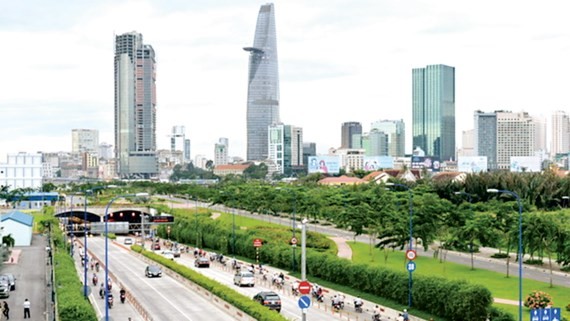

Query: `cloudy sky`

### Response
(1, 0, 569, 161)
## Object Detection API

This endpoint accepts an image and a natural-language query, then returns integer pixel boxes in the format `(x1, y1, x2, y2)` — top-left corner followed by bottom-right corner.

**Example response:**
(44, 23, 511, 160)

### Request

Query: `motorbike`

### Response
(354, 301, 363, 313)
(92, 275, 98, 286)
(372, 314, 381, 321)
(332, 301, 343, 311)
(311, 290, 324, 303)
(95, 262, 100, 272)
(120, 290, 126, 304)
(107, 293, 114, 309)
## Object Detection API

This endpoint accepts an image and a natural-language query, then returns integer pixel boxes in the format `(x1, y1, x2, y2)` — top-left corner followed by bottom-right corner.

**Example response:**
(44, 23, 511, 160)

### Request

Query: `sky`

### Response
(1, 0, 570, 161)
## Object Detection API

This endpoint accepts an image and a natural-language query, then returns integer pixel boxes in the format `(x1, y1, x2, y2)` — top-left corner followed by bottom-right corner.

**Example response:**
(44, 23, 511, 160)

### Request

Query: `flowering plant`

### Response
(524, 290, 553, 309)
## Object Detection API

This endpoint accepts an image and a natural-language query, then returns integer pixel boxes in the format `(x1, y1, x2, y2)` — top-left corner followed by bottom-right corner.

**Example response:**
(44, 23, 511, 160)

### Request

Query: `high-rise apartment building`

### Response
(370, 119, 405, 157)
(214, 138, 229, 165)
(533, 116, 547, 152)
(114, 31, 158, 178)
(268, 123, 303, 175)
(551, 111, 570, 155)
(367, 129, 389, 156)
(72, 129, 99, 154)
(170, 126, 190, 163)
(244, 3, 280, 161)
(341, 122, 362, 149)
(496, 111, 535, 170)
(412, 64, 455, 161)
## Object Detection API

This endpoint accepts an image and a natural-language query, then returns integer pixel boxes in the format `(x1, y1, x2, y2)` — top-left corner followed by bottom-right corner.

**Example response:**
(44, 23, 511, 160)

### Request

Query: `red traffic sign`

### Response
(291, 237, 298, 245)
(298, 281, 311, 295)
(253, 238, 263, 248)
(406, 249, 417, 260)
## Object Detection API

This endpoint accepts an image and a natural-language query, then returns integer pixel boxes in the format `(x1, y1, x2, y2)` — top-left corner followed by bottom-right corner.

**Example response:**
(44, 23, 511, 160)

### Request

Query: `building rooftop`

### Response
(1, 211, 34, 227)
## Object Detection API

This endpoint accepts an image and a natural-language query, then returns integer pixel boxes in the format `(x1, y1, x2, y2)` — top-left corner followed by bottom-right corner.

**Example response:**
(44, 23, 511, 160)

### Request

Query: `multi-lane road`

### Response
(86, 236, 371, 321)
(87, 238, 237, 321)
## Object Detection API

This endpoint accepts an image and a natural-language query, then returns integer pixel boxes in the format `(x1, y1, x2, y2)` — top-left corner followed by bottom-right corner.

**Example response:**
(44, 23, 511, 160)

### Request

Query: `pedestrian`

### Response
(403, 309, 409, 321)
(3, 301, 9, 319)
(23, 299, 30, 319)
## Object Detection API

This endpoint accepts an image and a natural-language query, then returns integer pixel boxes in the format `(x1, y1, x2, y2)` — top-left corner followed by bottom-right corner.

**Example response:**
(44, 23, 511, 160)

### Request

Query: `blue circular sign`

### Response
(298, 295, 311, 309)
(406, 261, 416, 272)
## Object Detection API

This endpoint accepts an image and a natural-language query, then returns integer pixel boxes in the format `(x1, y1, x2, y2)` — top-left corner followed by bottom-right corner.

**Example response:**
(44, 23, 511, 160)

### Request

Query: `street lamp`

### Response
(104, 192, 149, 321)
(487, 188, 523, 321)
(83, 187, 105, 298)
(385, 182, 413, 308)
(219, 191, 236, 256)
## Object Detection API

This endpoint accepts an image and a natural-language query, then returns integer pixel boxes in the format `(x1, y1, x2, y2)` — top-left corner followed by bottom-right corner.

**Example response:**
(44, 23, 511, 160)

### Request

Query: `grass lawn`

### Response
(349, 241, 570, 314)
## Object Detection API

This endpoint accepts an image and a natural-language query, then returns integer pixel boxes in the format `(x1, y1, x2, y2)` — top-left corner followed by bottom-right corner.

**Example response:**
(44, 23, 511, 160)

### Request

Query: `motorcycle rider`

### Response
(92, 273, 98, 286)
(119, 289, 126, 304)
(354, 297, 363, 312)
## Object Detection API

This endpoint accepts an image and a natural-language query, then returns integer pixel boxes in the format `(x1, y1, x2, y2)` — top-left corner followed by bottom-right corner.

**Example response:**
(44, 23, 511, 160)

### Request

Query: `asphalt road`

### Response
(1, 234, 48, 321)
(87, 237, 236, 321)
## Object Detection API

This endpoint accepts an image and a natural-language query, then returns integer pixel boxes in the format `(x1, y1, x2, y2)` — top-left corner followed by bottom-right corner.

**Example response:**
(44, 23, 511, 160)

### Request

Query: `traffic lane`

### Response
(2, 234, 47, 321)
(176, 254, 352, 321)
(88, 238, 236, 321)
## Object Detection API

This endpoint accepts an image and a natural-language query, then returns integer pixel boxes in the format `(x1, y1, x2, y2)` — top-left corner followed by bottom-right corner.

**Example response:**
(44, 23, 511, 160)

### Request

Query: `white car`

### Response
(233, 271, 255, 287)
(161, 251, 175, 260)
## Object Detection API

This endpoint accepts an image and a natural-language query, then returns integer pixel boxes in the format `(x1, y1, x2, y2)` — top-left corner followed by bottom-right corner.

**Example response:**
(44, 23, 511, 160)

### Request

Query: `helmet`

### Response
(404, 309, 407, 312)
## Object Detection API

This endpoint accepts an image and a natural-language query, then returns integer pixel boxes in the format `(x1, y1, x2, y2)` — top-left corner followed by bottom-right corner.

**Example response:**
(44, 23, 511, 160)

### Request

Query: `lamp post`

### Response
(487, 188, 523, 321)
(69, 194, 75, 256)
(386, 182, 413, 307)
(104, 192, 149, 321)
(219, 191, 235, 255)
(276, 187, 297, 272)
(300, 217, 308, 321)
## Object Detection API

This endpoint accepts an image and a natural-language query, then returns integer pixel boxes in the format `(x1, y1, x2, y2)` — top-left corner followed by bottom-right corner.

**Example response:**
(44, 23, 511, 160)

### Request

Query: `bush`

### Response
(524, 259, 544, 266)
(524, 290, 553, 309)
(491, 253, 510, 259)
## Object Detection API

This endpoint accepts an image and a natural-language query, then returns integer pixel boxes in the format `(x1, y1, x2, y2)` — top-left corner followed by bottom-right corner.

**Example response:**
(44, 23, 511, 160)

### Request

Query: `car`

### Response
(172, 248, 181, 258)
(0, 277, 9, 298)
(161, 251, 175, 260)
(124, 238, 133, 245)
(233, 271, 255, 287)
(194, 257, 210, 268)
(153, 242, 161, 250)
(145, 265, 162, 278)
(2, 273, 15, 291)
(253, 291, 281, 312)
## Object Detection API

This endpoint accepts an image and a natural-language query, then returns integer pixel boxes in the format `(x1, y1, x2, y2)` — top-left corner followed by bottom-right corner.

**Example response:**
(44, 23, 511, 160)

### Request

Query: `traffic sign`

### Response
(298, 295, 311, 309)
(529, 307, 562, 321)
(291, 237, 298, 245)
(298, 281, 311, 295)
(406, 249, 417, 260)
(406, 261, 416, 272)
(253, 238, 263, 247)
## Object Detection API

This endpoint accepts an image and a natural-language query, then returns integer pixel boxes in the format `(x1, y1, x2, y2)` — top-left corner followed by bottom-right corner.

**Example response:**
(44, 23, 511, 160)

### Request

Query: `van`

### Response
(233, 271, 255, 287)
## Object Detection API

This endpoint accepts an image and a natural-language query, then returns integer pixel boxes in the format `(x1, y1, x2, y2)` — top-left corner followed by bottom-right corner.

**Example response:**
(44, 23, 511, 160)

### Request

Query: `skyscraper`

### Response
(244, 3, 280, 161)
(412, 64, 455, 161)
(114, 31, 158, 178)
(170, 126, 190, 163)
(268, 123, 303, 175)
(341, 122, 362, 149)
(474, 111, 497, 170)
(71, 129, 99, 154)
(214, 138, 229, 165)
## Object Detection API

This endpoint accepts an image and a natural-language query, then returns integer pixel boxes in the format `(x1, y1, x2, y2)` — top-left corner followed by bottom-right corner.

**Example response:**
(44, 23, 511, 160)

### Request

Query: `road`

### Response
(87, 237, 237, 321)
(1, 234, 48, 321)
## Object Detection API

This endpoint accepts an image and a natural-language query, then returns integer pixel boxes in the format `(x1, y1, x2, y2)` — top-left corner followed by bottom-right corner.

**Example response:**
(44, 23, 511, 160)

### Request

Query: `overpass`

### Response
(54, 206, 172, 235)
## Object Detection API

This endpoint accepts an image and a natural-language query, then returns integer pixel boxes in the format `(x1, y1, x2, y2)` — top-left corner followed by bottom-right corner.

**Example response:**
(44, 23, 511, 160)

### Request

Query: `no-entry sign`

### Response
(253, 238, 263, 247)
(298, 281, 311, 295)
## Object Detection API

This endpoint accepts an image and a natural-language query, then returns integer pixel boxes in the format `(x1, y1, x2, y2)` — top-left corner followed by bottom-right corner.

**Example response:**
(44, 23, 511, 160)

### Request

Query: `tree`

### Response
(456, 212, 500, 270)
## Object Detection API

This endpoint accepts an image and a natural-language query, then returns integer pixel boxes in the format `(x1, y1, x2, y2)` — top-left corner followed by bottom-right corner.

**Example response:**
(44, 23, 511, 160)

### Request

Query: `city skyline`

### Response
(1, 1, 570, 161)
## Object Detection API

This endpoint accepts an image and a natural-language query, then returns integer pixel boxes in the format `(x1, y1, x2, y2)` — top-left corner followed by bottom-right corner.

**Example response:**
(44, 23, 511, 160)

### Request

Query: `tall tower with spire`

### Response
(244, 3, 280, 161)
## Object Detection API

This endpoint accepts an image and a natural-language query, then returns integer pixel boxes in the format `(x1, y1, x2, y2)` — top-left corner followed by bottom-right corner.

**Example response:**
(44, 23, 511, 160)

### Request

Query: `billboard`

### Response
(411, 156, 441, 172)
(363, 156, 394, 170)
(308, 156, 341, 174)
(510, 156, 541, 172)
(457, 156, 488, 173)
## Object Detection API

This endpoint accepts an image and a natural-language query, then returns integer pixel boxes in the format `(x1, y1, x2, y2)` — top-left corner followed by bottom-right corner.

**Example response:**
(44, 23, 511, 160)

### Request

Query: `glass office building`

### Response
(244, 3, 280, 161)
(412, 64, 455, 161)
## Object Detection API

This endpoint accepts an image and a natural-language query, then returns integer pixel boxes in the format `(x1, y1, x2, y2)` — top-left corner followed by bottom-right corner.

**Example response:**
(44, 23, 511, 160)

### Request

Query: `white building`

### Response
(0, 152, 43, 190)
(496, 112, 536, 170)
(170, 126, 191, 164)
(551, 111, 570, 155)
(1, 211, 33, 246)
(268, 124, 303, 174)
(214, 138, 229, 165)
(72, 129, 99, 154)
(370, 119, 405, 157)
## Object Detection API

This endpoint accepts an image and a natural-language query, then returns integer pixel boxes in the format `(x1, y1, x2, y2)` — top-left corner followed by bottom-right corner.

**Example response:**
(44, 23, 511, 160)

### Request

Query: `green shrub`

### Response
(524, 259, 544, 266)
(491, 253, 510, 259)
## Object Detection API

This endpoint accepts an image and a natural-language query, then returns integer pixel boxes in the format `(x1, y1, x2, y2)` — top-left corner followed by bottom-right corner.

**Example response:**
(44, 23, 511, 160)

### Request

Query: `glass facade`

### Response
(412, 65, 455, 161)
(244, 3, 280, 161)
(474, 111, 497, 170)
(114, 32, 158, 178)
